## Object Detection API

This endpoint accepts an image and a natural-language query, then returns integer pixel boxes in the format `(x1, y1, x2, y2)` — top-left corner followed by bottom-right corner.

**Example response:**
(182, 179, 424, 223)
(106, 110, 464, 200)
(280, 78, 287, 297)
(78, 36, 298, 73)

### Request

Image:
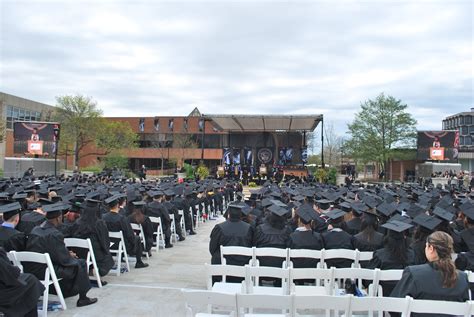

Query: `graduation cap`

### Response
(351, 202, 368, 215)
(43, 203, 70, 219)
(433, 206, 454, 222)
(227, 204, 245, 217)
(132, 201, 146, 208)
(268, 204, 288, 217)
(316, 199, 332, 210)
(339, 202, 352, 212)
(462, 207, 474, 221)
(0, 202, 22, 220)
(104, 194, 121, 205)
(261, 198, 273, 208)
(412, 213, 442, 231)
(406, 203, 426, 218)
(164, 189, 175, 197)
(389, 213, 412, 224)
(270, 199, 287, 208)
(296, 204, 316, 223)
(325, 209, 345, 222)
(382, 220, 413, 233)
(376, 203, 397, 217)
(12, 192, 27, 200)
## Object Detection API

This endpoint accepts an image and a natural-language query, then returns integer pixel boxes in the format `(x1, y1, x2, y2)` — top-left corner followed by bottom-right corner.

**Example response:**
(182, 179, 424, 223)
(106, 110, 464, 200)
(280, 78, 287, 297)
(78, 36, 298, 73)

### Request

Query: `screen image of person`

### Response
(433, 136, 441, 148)
(30, 128, 40, 141)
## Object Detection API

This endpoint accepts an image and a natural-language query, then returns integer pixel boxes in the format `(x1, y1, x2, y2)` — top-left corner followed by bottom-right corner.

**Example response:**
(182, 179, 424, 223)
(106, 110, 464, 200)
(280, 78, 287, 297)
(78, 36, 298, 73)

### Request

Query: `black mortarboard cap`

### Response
(462, 208, 474, 221)
(382, 219, 413, 233)
(406, 203, 426, 218)
(316, 199, 332, 210)
(164, 189, 175, 197)
(38, 198, 54, 206)
(12, 192, 27, 200)
(296, 204, 316, 223)
(270, 199, 287, 208)
(104, 194, 121, 205)
(351, 202, 368, 215)
(325, 208, 345, 220)
(261, 198, 273, 208)
(433, 206, 454, 222)
(376, 203, 397, 217)
(412, 214, 442, 231)
(132, 201, 146, 207)
(268, 204, 288, 217)
(0, 202, 22, 220)
(390, 213, 412, 224)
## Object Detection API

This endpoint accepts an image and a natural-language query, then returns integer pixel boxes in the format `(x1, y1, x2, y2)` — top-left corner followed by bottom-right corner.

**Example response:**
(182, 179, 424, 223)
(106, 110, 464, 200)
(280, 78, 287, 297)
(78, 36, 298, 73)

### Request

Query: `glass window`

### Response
(461, 126, 468, 135)
(460, 116, 465, 125)
(12, 108, 19, 120)
(7, 105, 12, 118)
(469, 126, 474, 134)
(25, 110, 30, 121)
(466, 136, 472, 146)
(19, 109, 25, 121)
(460, 136, 465, 146)
(36, 112, 41, 121)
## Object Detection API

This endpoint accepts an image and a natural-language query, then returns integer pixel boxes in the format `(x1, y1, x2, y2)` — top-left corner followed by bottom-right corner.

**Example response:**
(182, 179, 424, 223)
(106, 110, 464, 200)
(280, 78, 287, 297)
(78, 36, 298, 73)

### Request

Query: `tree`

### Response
(95, 120, 138, 155)
(323, 122, 343, 168)
(148, 133, 170, 175)
(0, 117, 6, 143)
(54, 95, 102, 167)
(172, 133, 198, 168)
(346, 93, 417, 179)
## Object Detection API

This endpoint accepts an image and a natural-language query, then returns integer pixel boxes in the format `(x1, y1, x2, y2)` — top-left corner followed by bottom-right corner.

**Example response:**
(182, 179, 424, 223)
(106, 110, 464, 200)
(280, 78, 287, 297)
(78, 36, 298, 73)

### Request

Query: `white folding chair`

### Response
(130, 223, 150, 260)
(355, 250, 374, 268)
(236, 293, 293, 317)
(108, 231, 130, 276)
(369, 268, 403, 297)
(319, 249, 358, 269)
(331, 267, 376, 295)
(220, 246, 255, 266)
(64, 238, 102, 288)
(12, 251, 67, 315)
(178, 209, 186, 237)
(7, 250, 17, 265)
(408, 297, 473, 317)
(289, 267, 334, 296)
(246, 265, 290, 295)
(254, 247, 289, 268)
(350, 295, 411, 317)
(293, 294, 351, 317)
(205, 263, 247, 294)
(149, 216, 165, 251)
(170, 214, 177, 243)
(287, 249, 323, 268)
(181, 289, 237, 317)
(466, 270, 474, 300)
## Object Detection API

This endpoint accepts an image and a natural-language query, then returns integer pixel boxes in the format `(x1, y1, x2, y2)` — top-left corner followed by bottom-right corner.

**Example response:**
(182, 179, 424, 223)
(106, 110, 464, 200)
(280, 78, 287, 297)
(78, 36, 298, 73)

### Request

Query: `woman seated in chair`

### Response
(391, 231, 469, 314)
(70, 199, 114, 282)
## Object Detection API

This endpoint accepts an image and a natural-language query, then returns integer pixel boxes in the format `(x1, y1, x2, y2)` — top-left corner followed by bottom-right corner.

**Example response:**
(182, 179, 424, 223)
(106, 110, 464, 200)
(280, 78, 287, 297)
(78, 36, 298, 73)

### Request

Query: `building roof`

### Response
(203, 114, 322, 132)
(443, 109, 474, 120)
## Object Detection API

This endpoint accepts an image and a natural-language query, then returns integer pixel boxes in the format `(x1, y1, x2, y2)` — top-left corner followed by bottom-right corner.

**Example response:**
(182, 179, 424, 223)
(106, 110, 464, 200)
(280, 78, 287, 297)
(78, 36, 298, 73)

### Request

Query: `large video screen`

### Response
(13, 122, 60, 156)
(417, 131, 458, 162)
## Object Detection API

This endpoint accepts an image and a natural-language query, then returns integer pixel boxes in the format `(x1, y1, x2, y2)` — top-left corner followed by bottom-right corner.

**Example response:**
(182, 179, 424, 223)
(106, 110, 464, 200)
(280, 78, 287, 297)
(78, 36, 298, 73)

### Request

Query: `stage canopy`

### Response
(203, 114, 322, 132)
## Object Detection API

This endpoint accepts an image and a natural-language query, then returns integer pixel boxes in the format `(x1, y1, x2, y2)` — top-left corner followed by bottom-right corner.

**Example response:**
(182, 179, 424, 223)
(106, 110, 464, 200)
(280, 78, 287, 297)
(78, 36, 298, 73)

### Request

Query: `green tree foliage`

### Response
(96, 120, 138, 155)
(103, 153, 129, 170)
(346, 93, 417, 177)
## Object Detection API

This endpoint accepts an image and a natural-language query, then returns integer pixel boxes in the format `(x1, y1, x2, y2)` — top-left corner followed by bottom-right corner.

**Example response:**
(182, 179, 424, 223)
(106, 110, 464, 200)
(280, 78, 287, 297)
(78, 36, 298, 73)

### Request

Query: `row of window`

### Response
(460, 136, 473, 146)
(443, 115, 473, 130)
(5, 105, 42, 129)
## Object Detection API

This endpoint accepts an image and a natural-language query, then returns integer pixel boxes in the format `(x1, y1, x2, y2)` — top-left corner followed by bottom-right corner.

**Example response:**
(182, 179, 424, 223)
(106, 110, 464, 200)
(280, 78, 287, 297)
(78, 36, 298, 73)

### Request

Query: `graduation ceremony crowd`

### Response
(209, 177, 474, 310)
(0, 172, 238, 317)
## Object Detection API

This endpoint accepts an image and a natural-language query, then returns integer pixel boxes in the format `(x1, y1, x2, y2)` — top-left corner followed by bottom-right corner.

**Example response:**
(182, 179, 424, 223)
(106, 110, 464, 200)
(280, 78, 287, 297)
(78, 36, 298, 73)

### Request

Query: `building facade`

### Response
(0, 92, 56, 169)
(442, 108, 474, 171)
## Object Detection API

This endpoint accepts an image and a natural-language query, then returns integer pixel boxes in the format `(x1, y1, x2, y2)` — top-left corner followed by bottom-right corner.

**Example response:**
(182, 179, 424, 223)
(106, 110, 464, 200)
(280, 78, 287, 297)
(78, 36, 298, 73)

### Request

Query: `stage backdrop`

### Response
(417, 130, 458, 162)
(14, 121, 60, 156)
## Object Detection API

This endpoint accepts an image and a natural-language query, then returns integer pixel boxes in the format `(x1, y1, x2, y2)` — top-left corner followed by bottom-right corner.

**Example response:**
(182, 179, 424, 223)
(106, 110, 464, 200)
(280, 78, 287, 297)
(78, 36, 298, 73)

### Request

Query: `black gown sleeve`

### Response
(209, 225, 222, 255)
(390, 267, 419, 298)
(49, 232, 75, 267)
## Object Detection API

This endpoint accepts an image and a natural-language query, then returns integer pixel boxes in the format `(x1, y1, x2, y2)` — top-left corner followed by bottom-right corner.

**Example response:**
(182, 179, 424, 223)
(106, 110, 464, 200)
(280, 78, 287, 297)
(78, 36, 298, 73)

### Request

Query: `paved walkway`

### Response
(51, 215, 224, 317)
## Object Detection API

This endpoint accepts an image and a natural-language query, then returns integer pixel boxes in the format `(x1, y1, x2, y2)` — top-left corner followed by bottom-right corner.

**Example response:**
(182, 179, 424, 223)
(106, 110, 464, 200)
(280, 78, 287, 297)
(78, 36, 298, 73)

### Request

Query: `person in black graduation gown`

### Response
(288, 204, 324, 268)
(253, 204, 291, 268)
(145, 191, 173, 248)
(16, 205, 46, 235)
(345, 208, 362, 235)
(102, 195, 149, 268)
(391, 231, 469, 317)
(127, 199, 154, 255)
(353, 211, 384, 252)
(367, 220, 416, 296)
(454, 208, 474, 294)
(321, 209, 354, 268)
(70, 199, 114, 279)
(163, 190, 185, 241)
(411, 214, 442, 265)
(209, 204, 254, 266)
(0, 202, 26, 251)
(0, 247, 44, 317)
(25, 204, 97, 307)
(176, 188, 196, 235)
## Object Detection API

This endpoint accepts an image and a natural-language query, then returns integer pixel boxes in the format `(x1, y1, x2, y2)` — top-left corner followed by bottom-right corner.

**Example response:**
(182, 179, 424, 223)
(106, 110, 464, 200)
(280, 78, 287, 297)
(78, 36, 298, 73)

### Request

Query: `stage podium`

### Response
(28, 140, 44, 155)
(430, 147, 445, 160)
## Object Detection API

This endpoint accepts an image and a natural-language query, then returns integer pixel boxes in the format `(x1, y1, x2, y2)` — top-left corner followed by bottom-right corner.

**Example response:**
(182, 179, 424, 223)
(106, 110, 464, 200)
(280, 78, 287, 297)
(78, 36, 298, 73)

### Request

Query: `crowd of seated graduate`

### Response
(209, 181, 474, 307)
(0, 173, 242, 315)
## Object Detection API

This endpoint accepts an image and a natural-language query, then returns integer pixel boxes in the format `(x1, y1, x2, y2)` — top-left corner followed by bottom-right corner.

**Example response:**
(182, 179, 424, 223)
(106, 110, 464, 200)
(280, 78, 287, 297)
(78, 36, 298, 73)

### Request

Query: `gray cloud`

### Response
(1, 0, 472, 136)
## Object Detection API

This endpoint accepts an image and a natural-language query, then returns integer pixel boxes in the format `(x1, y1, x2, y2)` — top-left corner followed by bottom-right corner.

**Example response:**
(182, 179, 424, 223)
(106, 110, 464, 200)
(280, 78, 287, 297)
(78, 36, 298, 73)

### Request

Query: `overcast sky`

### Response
(1, 0, 472, 136)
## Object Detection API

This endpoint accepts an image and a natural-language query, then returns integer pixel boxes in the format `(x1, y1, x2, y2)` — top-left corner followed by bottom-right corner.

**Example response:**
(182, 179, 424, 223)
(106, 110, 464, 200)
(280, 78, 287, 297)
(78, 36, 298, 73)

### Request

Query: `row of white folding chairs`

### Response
(149, 213, 187, 250)
(206, 264, 403, 297)
(220, 246, 373, 269)
(182, 289, 474, 317)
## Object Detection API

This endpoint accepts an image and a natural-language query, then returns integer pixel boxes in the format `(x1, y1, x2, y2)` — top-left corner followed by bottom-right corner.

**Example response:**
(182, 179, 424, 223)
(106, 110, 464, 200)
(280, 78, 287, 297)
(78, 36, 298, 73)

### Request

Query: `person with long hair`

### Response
(321, 209, 355, 268)
(353, 211, 384, 252)
(391, 231, 469, 311)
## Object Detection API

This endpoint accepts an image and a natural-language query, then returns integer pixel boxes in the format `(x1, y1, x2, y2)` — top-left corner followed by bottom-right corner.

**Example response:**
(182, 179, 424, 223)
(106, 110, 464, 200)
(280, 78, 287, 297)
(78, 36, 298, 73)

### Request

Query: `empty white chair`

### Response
(205, 263, 247, 294)
(319, 249, 358, 269)
(293, 294, 351, 317)
(149, 216, 165, 251)
(181, 289, 237, 317)
(12, 251, 67, 315)
(289, 267, 334, 296)
(369, 268, 403, 297)
(178, 210, 186, 237)
(64, 238, 102, 288)
(350, 295, 411, 317)
(408, 297, 473, 317)
(246, 265, 290, 295)
(236, 293, 293, 317)
(355, 250, 374, 268)
(287, 249, 323, 268)
(254, 247, 289, 268)
(130, 223, 150, 260)
(220, 246, 255, 266)
(108, 231, 130, 276)
(170, 214, 177, 243)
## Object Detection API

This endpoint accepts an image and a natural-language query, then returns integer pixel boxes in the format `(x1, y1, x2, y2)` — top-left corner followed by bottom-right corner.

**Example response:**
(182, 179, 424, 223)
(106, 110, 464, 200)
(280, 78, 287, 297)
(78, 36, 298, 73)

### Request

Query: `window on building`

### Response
(466, 116, 473, 125)
(461, 126, 468, 135)
(460, 136, 465, 146)
(469, 126, 474, 134)
(466, 136, 472, 146)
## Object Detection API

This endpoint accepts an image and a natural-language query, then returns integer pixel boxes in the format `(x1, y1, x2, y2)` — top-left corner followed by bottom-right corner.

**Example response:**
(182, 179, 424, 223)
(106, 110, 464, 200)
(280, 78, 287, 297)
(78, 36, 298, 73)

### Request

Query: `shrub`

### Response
(196, 164, 209, 180)
(81, 165, 102, 174)
(184, 163, 194, 179)
(327, 167, 337, 185)
(315, 168, 327, 183)
(248, 181, 257, 188)
(103, 154, 129, 170)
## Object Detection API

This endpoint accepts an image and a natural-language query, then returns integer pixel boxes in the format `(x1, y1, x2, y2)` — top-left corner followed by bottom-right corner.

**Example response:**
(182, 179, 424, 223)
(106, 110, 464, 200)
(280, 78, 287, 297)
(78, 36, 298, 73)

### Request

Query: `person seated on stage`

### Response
(0, 247, 44, 317)
(391, 231, 469, 306)
(70, 199, 114, 282)
(25, 204, 98, 307)
(102, 194, 149, 268)
(0, 202, 27, 251)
